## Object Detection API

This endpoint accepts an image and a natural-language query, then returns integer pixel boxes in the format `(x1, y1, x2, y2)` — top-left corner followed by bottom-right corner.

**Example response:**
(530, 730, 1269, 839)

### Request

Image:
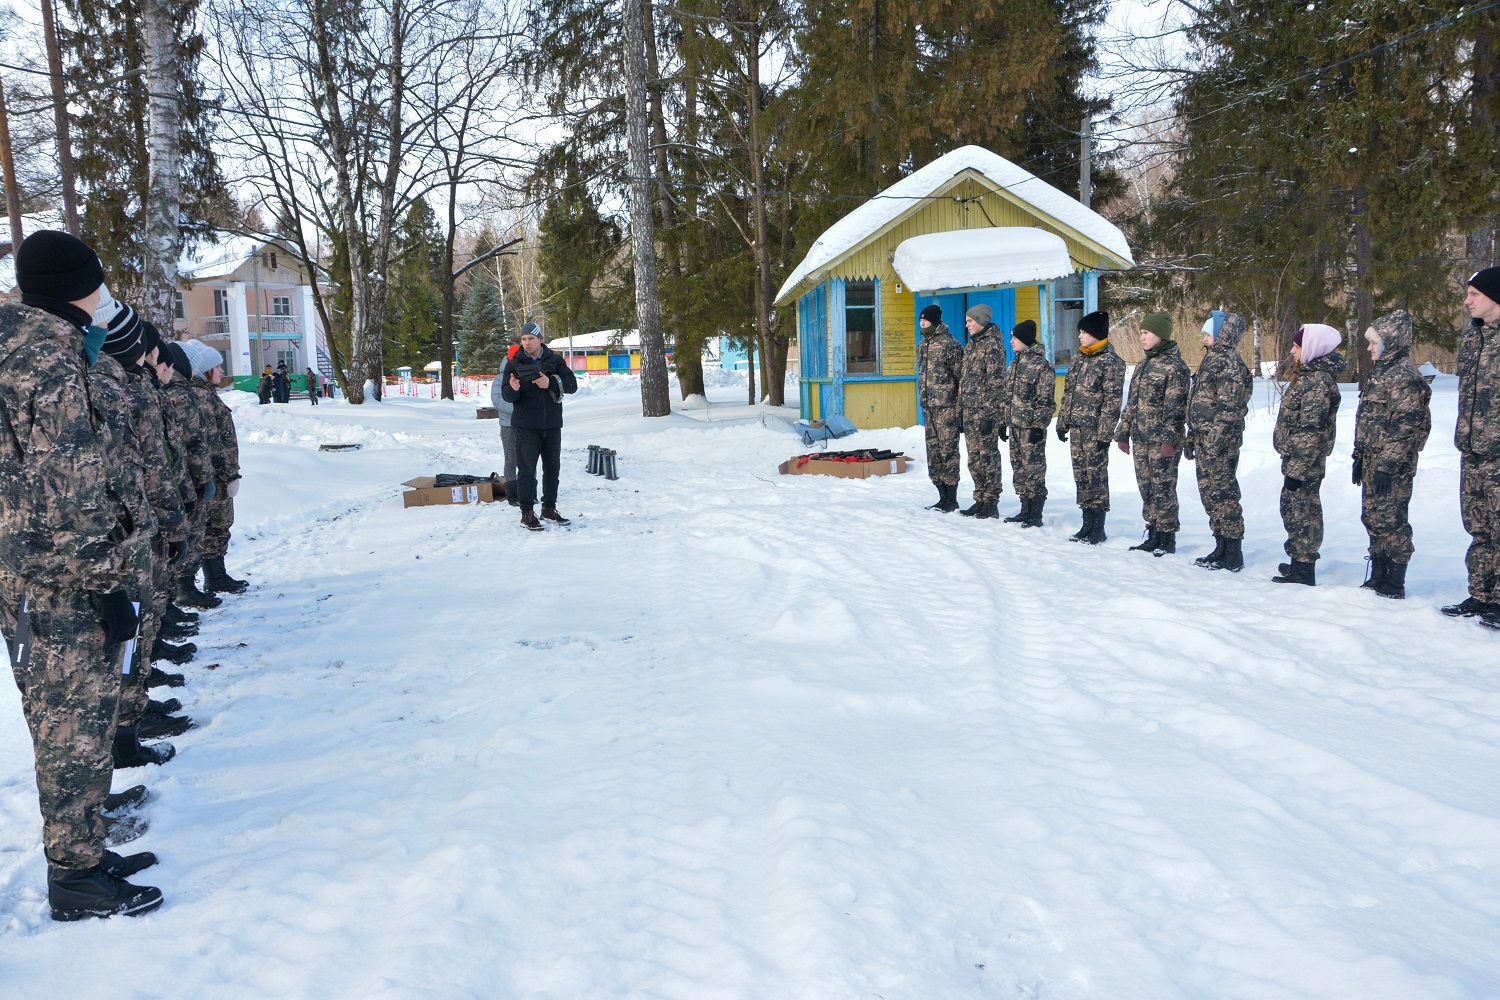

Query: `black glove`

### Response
(1095, 439, 1110, 453)
(1056, 424, 1068, 442)
(1183, 442, 1196, 461)
(1373, 471, 1392, 496)
(955, 413, 963, 435)
(979, 418, 994, 437)
(1284, 475, 1304, 492)
(997, 424, 1008, 442)
(1027, 427, 1044, 444)
(169, 540, 186, 562)
(89, 590, 138, 645)
(1352, 455, 1363, 485)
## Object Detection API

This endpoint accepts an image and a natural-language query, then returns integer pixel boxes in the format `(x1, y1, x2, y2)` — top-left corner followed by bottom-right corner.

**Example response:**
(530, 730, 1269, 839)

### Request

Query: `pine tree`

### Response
(385, 202, 444, 373)
(457, 269, 512, 375)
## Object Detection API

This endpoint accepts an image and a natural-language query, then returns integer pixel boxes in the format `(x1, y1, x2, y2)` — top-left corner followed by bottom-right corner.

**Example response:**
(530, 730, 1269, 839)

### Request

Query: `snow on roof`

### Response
(775, 145, 1134, 303)
(892, 228, 1074, 293)
(550, 328, 639, 350)
(178, 234, 267, 280)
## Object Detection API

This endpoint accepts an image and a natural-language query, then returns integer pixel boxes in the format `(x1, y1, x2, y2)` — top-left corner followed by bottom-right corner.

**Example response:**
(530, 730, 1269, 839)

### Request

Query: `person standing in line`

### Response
(1271, 323, 1346, 586)
(182, 341, 248, 597)
(1114, 311, 1191, 556)
(956, 304, 1007, 519)
(490, 343, 523, 507)
(500, 322, 578, 530)
(161, 342, 222, 611)
(1188, 310, 1254, 572)
(1443, 268, 1500, 627)
(1352, 310, 1431, 600)
(1001, 319, 1055, 527)
(271, 363, 290, 404)
(305, 367, 319, 405)
(0, 230, 162, 920)
(916, 304, 963, 512)
(1058, 311, 1124, 544)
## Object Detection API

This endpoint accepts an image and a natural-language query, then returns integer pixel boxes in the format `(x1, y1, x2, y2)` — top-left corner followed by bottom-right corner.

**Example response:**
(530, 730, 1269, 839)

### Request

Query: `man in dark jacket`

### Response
(1115, 311, 1191, 555)
(916, 304, 963, 512)
(957, 304, 1007, 518)
(1445, 268, 1500, 627)
(1001, 319, 1055, 526)
(1058, 310, 1124, 544)
(500, 322, 579, 530)
(1188, 311, 1254, 571)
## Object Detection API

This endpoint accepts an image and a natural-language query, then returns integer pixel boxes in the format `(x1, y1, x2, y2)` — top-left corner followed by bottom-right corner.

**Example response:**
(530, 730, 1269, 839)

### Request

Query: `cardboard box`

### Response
(778, 456, 908, 479)
(401, 477, 502, 507)
(476, 407, 498, 420)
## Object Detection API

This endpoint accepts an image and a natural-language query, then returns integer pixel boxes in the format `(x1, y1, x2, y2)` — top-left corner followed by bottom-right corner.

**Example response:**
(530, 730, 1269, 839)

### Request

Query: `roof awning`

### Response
(892, 228, 1074, 294)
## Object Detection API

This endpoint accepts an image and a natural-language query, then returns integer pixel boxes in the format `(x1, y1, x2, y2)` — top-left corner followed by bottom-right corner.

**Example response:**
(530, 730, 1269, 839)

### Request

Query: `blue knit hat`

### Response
(1202, 310, 1225, 339)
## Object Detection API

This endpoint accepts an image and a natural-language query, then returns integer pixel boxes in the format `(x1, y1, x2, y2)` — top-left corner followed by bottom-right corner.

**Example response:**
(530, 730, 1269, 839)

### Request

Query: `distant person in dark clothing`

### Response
(271, 365, 290, 404)
(500, 322, 578, 530)
(305, 367, 319, 405)
(258, 365, 273, 404)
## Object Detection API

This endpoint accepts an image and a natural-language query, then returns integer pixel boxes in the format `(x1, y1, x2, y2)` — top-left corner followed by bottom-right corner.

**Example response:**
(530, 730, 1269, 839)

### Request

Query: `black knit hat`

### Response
(1469, 267, 1500, 307)
(15, 230, 105, 302)
(919, 304, 942, 326)
(165, 341, 193, 382)
(1011, 319, 1038, 348)
(138, 320, 165, 358)
(101, 302, 147, 367)
(1078, 310, 1109, 341)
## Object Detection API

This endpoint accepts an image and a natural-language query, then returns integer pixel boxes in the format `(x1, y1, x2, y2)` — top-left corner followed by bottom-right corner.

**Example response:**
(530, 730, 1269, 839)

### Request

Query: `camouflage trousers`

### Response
(1194, 431, 1245, 539)
(184, 490, 210, 572)
(2, 588, 120, 869)
(203, 483, 235, 560)
(923, 406, 961, 486)
(1008, 425, 1048, 501)
(1131, 442, 1182, 532)
(1281, 475, 1326, 562)
(1069, 433, 1111, 510)
(962, 408, 1004, 502)
(1361, 465, 1417, 565)
(1460, 452, 1500, 602)
(116, 535, 161, 727)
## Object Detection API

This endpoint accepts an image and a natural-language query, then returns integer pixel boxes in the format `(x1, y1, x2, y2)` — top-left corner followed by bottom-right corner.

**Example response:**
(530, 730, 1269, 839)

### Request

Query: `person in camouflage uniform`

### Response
(1058, 310, 1124, 544)
(1271, 323, 1346, 586)
(957, 304, 1008, 518)
(917, 304, 963, 512)
(1444, 268, 1500, 628)
(0, 231, 162, 920)
(183, 340, 248, 595)
(162, 341, 222, 610)
(1114, 311, 1190, 555)
(1187, 310, 1254, 572)
(1001, 319, 1055, 527)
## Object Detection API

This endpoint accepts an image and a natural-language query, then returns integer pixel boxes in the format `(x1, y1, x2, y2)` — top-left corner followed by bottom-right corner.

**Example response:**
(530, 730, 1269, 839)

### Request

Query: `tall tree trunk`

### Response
(1469, 7, 1496, 271)
(1350, 186, 1374, 383)
(140, 0, 182, 332)
(366, 0, 408, 402)
(623, 0, 670, 417)
(40, 0, 80, 236)
(440, 181, 459, 400)
(745, 8, 779, 406)
(0, 77, 23, 250)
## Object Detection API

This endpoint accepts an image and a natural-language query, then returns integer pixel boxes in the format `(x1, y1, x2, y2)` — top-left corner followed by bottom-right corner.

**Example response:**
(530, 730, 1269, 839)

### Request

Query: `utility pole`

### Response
(1079, 115, 1092, 209)
(40, 0, 80, 236)
(0, 76, 23, 251)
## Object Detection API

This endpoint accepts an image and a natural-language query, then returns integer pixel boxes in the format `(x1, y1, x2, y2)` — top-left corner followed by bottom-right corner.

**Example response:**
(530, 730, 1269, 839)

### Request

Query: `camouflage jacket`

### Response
(1058, 342, 1125, 436)
(1274, 351, 1346, 480)
(125, 368, 186, 532)
(0, 304, 131, 595)
(957, 323, 1007, 419)
(1114, 341, 1190, 447)
(917, 323, 963, 410)
(1456, 315, 1500, 457)
(193, 376, 241, 482)
(1002, 342, 1056, 429)
(1187, 312, 1253, 447)
(89, 354, 159, 546)
(154, 371, 195, 530)
(164, 372, 215, 490)
(1354, 312, 1431, 476)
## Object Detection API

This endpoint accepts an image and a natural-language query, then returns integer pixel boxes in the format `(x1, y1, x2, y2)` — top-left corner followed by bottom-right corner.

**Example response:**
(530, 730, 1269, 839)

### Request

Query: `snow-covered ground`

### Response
(2, 374, 1498, 999)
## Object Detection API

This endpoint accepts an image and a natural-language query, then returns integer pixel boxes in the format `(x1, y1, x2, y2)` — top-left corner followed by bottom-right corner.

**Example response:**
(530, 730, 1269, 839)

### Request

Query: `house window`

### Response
(271, 295, 292, 317)
(213, 289, 229, 317)
(844, 279, 878, 374)
(262, 251, 278, 270)
(173, 290, 185, 320)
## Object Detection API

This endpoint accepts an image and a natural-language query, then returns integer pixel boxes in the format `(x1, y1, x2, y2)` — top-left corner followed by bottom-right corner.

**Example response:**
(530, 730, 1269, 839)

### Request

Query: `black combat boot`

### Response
(1441, 596, 1495, 618)
(1151, 531, 1176, 556)
(203, 556, 249, 594)
(1361, 556, 1386, 592)
(149, 697, 182, 715)
(540, 506, 572, 526)
(146, 666, 185, 689)
(972, 501, 1000, 519)
(960, 499, 985, 516)
(102, 849, 158, 879)
(1482, 608, 1500, 631)
(176, 573, 221, 610)
(1069, 509, 1093, 542)
(164, 604, 199, 626)
(520, 508, 544, 532)
(1195, 535, 1227, 568)
(926, 483, 948, 510)
(1003, 497, 1030, 523)
(158, 619, 198, 641)
(1375, 560, 1407, 600)
(1217, 537, 1244, 572)
(138, 705, 194, 740)
(113, 723, 176, 769)
(48, 864, 163, 921)
(1272, 560, 1317, 586)
(151, 639, 196, 666)
(1085, 509, 1107, 545)
(938, 484, 960, 512)
(104, 784, 149, 815)
(1129, 526, 1158, 552)
(1021, 497, 1044, 528)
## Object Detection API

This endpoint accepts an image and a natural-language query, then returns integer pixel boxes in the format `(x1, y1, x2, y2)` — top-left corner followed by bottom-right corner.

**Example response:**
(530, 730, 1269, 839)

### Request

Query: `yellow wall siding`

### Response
(808, 389, 822, 421)
(882, 284, 917, 377)
(845, 382, 917, 429)
(1014, 285, 1040, 327)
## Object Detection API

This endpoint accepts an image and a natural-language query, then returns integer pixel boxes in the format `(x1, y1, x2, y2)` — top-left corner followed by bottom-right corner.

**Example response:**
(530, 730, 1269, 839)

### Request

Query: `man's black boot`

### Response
(1361, 556, 1387, 592)
(102, 849, 158, 879)
(138, 705, 194, 740)
(936, 484, 960, 512)
(1021, 497, 1045, 528)
(164, 604, 199, 625)
(158, 619, 198, 641)
(973, 501, 1001, 519)
(113, 723, 175, 768)
(1195, 535, 1227, 568)
(1069, 509, 1093, 542)
(151, 639, 195, 666)
(1216, 537, 1244, 572)
(1129, 526, 1158, 552)
(1376, 560, 1407, 600)
(960, 499, 985, 516)
(146, 666, 185, 689)
(104, 785, 149, 815)
(176, 573, 221, 610)
(149, 697, 182, 715)
(1441, 596, 1495, 618)
(1152, 531, 1177, 556)
(1272, 560, 1317, 586)
(1085, 509, 1108, 545)
(203, 556, 249, 594)
(48, 864, 163, 921)
(1003, 496, 1031, 523)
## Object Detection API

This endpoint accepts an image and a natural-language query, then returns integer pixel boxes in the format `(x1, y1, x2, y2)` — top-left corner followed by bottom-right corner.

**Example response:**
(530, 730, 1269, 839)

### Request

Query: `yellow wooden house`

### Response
(774, 145, 1135, 429)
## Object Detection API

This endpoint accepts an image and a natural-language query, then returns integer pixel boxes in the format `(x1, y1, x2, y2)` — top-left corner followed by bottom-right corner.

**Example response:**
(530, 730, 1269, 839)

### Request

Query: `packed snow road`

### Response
(1, 375, 1497, 999)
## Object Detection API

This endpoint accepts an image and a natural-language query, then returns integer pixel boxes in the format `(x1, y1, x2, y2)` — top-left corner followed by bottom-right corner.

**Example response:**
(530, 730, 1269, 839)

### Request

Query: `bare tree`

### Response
(622, 0, 670, 417)
(140, 0, 187, 329)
